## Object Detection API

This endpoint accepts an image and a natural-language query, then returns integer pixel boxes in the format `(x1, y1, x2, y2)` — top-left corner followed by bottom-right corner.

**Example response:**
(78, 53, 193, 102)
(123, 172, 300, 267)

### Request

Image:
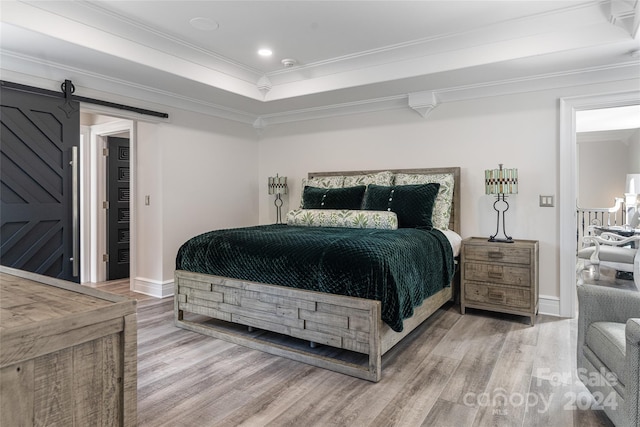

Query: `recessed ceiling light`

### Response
(189, 17, 219, 31)
(258, 49, 273, 57)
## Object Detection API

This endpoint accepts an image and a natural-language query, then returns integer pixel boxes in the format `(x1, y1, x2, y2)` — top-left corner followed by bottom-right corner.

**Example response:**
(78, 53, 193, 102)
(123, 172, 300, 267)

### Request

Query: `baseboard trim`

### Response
(538, 294, 562, 317)
(133, 277, 174, 298)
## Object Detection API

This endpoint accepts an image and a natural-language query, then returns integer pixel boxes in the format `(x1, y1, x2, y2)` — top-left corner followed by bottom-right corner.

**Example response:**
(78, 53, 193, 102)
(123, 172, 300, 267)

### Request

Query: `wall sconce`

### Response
(485, 164, 518, 243)
(268, 174, 288, 224)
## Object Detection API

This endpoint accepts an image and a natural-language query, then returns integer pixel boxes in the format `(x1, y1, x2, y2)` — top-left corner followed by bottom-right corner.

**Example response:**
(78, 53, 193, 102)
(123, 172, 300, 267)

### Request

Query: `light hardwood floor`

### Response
(93, 276, 631, 427)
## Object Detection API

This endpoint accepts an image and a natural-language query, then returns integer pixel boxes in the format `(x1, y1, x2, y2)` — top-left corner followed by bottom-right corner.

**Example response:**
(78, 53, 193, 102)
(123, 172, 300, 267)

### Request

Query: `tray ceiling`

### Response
(1, 1, 638, 125)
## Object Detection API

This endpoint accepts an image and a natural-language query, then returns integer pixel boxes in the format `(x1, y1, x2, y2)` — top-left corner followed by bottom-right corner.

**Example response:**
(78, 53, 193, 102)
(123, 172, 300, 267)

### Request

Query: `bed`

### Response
(174, 167, 461, 382)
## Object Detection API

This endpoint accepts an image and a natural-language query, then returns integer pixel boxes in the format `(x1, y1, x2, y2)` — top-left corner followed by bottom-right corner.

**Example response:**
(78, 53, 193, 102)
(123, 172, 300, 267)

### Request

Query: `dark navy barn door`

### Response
(0, 87, 80, 282)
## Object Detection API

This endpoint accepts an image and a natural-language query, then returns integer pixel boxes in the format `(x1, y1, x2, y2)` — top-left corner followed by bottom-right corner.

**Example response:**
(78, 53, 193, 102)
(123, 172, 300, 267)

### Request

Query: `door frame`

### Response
(82, 118, 136, 286)
(80, 125, 91, 283)
(559, 89, 640, 317)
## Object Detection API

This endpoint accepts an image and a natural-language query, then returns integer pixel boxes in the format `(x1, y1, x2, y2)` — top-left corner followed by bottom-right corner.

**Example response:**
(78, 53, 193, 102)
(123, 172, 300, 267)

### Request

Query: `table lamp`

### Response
(485, 164, 518, 243)
(268, 174, 288, 224)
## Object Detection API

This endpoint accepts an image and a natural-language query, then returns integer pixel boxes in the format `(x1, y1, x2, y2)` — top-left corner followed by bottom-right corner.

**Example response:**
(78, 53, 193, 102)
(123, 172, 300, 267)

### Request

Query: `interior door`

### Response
(107, 136, 130, 280)
(0, 87, 80, 282)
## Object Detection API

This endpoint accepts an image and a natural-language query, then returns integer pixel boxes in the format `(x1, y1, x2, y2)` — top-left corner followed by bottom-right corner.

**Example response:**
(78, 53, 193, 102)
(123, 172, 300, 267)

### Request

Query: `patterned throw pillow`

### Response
(342, 170, 394, 187)
(363, 183, 440, 229)
(394, 173, 455, 230)
(302, 186, 366, 210)
(287, 209, 398, 229)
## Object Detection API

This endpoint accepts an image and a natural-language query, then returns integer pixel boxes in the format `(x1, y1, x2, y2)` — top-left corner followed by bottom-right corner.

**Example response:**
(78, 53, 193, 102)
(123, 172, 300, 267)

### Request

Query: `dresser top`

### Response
(0, 268, 135, 331)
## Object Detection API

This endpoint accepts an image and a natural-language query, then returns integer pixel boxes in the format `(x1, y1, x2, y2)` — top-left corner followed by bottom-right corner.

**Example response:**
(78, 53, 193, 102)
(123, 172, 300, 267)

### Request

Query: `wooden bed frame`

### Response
(175, 167, 460, 382)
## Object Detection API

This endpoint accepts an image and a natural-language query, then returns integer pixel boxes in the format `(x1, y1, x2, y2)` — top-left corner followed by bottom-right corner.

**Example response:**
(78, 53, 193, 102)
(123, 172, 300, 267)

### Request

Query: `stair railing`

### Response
(576, 197, 626, 252)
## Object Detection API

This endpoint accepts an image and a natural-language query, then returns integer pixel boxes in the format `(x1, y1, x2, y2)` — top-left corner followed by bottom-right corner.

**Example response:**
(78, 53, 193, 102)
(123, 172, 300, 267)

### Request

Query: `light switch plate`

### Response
(539, 195, 554, 207)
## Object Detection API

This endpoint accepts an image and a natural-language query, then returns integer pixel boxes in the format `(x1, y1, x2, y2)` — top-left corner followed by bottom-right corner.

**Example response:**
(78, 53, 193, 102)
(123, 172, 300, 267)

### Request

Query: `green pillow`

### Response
(363, 183, 440, 228)
(302, 185, 366, 210)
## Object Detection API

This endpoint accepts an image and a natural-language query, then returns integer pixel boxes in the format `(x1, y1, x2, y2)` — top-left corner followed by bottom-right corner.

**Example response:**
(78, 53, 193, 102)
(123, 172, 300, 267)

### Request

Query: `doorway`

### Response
(80, 114, 135, 285)
(576, 106, 640, 206)
(559, 91, 640, 317)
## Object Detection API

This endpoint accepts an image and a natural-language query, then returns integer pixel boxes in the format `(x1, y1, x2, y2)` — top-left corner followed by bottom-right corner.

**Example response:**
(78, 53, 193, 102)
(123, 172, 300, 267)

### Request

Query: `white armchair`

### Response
(576, 232, 640, 290)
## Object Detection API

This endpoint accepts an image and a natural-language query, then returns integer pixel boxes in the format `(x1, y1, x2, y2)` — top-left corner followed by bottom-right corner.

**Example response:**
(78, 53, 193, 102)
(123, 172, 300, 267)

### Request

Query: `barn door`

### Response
(0, 87, 80, 282)
(106, 136, 130, 280)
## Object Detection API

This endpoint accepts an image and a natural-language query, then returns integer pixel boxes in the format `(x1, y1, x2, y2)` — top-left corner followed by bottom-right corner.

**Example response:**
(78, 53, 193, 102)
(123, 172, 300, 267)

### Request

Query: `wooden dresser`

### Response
(0, 267, 137, 426)
(460, 237, 539, 325)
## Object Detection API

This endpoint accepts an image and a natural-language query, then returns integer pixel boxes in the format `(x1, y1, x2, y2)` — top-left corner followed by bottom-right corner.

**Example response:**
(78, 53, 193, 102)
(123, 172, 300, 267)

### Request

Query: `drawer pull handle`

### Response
(488, 291, 504, 301)
(488, 252, 503, 259)
(488, 272, 503, 279)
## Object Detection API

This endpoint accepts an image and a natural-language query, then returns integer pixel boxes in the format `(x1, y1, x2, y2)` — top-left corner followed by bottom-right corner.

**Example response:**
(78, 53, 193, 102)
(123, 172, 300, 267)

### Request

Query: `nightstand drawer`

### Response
(464, 262, 531, 287)
(460, 237, 539, 325)
(463, 245, 531, 265)
(464, 282, 531, 310)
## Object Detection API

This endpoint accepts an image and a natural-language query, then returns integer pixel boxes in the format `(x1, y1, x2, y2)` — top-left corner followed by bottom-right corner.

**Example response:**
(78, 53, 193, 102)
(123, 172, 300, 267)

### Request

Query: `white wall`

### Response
(577, 139, 628, 207)
(257, 80, 639, 305)
(629, 129, 640, 174)
(136, 121, 163, 286)
(135, 108, 258, 294)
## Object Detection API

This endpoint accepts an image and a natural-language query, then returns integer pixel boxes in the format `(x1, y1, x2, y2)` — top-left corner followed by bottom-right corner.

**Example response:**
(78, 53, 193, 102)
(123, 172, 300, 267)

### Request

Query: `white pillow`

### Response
(287, 209, 398, 229)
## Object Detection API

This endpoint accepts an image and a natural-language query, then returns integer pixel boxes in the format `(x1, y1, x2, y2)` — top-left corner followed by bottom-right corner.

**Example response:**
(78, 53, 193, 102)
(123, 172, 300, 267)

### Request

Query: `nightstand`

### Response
(460, 237, 539, 325)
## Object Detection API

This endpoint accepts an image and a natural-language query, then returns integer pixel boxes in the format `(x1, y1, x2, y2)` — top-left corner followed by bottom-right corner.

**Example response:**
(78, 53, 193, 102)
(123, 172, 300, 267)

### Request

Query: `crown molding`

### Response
(253, 95, 408, 129)
(577, 128, 638, 145)
(253, 61, 640, 130)
(0, 50, 257, 125)
(607, 0, 639, 38)
(434, 61, 640, 103)
(2, 49, 638, 130)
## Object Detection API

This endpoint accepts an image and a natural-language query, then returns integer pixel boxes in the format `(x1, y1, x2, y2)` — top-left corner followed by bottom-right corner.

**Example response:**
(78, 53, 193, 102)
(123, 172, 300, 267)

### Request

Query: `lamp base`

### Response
(274, 194, 284, 224)
(488, 237, 515, 243)
(489, 194, 514, 243)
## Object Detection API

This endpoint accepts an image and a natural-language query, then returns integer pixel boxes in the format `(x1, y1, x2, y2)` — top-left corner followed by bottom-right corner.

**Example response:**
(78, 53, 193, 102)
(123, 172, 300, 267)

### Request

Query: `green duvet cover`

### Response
(176, 224, 455, 332)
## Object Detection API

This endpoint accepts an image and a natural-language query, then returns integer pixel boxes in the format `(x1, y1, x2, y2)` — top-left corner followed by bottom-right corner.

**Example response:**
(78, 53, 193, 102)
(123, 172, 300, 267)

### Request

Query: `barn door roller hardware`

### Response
(1, 79, 169, 119)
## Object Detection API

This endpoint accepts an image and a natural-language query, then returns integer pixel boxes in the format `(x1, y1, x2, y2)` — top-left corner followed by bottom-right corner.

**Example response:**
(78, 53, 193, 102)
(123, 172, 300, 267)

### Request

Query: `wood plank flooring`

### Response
(92, 278, 628, 427)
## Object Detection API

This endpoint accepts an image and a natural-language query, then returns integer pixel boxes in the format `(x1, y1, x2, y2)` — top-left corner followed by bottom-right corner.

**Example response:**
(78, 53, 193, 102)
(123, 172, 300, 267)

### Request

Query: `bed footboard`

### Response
(175, 270, 383, 381)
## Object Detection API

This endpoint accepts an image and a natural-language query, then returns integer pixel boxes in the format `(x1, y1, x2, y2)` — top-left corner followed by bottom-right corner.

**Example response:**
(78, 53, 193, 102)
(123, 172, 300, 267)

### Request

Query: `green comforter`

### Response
(176, 224, 455, 332)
